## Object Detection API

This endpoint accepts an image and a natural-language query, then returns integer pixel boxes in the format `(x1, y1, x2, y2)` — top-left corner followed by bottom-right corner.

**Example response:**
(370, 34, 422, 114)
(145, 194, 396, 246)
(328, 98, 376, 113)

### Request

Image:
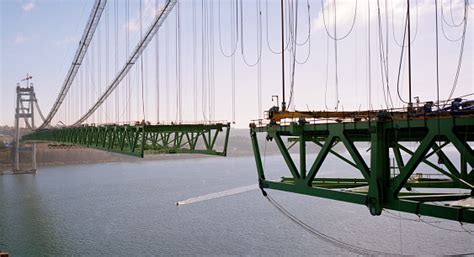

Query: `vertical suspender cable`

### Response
(333, 0, 339, 111)
(258, 51, 262, 119)
(232, 0, 236, 123)
(166, 19, 170, 121)
(105, 4, 109, 123)
(176, 0, 182, 122)
(175, 1, 179, 122)
(202, 0, 207, 121)
(140, 0, 146, 121)
(126, 0, 130, 122)
(156, 0, 160, 123)
(209, 1, 215, 121)
(193, 0, 197, 121)
(367, 0, 372, 109)
(407, 0, 413, 108)
(98, 22, 102, 123)
(86, 52, 90, 122)
(435, 0, 440, 111)
(280, 0, 286, 111)
(114, 0, 119, 122)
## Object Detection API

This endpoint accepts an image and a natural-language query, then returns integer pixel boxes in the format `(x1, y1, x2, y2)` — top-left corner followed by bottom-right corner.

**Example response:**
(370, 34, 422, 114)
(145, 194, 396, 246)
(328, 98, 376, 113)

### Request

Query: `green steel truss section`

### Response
(22, 123, 231, 157)
(250, 115, 474, 223)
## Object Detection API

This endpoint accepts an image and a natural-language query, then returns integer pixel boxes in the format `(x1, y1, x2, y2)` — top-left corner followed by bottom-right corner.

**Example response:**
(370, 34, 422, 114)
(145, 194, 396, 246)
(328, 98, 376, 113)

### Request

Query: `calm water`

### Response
(1, 155, 473, 256)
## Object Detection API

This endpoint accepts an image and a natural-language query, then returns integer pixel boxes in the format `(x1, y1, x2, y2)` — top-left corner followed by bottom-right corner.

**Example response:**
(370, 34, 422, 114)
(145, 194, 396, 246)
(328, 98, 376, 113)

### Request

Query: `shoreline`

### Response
(0, 151, 279, 175)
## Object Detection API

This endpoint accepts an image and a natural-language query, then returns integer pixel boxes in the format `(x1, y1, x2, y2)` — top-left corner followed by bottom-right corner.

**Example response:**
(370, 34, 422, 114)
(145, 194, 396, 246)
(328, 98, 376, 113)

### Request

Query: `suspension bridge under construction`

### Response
(11, 0, 474, 226)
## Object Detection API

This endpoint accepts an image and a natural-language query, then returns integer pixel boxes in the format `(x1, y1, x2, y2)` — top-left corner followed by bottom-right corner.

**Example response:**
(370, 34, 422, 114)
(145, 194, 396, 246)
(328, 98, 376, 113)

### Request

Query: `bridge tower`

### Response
(14, 74, 37, 173)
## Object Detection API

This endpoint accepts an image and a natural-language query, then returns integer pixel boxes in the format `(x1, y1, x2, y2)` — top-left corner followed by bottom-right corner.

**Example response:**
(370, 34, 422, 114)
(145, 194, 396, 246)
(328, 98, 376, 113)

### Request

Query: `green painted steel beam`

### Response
(251, 114, 474, 223)
(22, 123, 231, 157)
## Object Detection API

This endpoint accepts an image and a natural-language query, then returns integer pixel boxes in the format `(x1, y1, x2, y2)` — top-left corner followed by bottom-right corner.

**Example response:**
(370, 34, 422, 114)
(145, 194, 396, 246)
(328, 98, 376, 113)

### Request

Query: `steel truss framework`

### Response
(250, 115, 474, 223)
(23, 123, 230, 158)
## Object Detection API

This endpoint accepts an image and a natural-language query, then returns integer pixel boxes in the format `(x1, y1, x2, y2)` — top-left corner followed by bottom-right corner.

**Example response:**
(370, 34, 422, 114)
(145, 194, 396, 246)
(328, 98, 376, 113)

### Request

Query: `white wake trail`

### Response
(176, 184, 259, 206)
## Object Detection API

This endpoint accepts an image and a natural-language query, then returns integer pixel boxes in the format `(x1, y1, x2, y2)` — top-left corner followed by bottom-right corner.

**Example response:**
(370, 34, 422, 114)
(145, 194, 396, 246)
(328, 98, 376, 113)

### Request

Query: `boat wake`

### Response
(176, 184, 258, 206)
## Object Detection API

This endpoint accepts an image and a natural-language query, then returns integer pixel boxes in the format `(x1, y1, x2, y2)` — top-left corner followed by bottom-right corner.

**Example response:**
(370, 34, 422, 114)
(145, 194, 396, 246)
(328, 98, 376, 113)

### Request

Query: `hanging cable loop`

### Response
(218, 0, 239, 58)
(440, 0, 467, 42)
(265, 0, 290, 54)
(391, 0, 419, 47)
(295, 0, 311, 46)
(240, 0, 263, 67)
(321, 0, 358, 41)
(441, 0, 466, 28)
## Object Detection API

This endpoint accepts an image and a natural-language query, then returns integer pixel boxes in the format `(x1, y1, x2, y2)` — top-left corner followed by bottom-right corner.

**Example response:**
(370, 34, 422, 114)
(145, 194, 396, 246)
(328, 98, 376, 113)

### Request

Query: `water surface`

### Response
(1, 155, 473, 255)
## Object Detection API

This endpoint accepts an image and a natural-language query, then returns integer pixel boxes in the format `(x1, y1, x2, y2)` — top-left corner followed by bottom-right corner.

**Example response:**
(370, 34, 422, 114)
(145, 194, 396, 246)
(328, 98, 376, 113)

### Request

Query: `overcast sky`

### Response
(1, 0, 473, 128)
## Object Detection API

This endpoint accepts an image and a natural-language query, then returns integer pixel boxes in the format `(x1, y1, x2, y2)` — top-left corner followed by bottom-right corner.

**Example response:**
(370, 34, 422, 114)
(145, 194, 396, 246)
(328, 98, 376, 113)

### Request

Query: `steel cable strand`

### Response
(156, 0, 161, 122)
(383, 209, 443, 223)
(287, 0, 298, 108)
(384, 209, 474, 236)
(384, 0, 394, 108)
(192, 0, 197, 121)
(175, 0, 182, 122)
(294, 0, 311, 65)
(333, 0, 340, 110)
(391, 0, 419, 48)
(396, 9, 409, 104)
(377, 0, 393, 109)
(321, 0, 358, 41)
(265, 0, 291, 54)
(419, 217, 474, 234)
(441, 0, 465, 27)
(444, 3, 468, 104)
(460, 223, 474, 235)
(324, 34, 330, 110)
(140, 0, 146, 121)
(440, 0, 467, 42)
(218, 0, 238, 58)
(265, 195, 399, 256)
(295, 33, 311, 65)
(210, 1, 216, 121)
(449, 0, 468, 25)
(377, 0, 389, 109)
(295, 0, 311, 46)
(240, 0, 263, 67)
(367, 0, 373, 109)
(231, 0, 237, 123)
(286, 0, 311, 106)
(201, 1, 208, 121)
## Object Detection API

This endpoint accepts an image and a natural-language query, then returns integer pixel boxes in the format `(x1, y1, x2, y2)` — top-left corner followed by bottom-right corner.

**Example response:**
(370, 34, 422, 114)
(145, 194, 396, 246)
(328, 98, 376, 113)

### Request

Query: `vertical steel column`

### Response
(299, 133, 306, 180)
(31, 87, 37, 173)
(14, 85, 20, 171)
(250, 129, 266, 189)
(368, 121, 390, 215)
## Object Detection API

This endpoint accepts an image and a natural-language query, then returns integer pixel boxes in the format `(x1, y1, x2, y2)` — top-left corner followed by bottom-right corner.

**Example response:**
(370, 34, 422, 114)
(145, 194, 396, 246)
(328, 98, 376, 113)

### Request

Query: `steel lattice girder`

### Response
(22, 123, 231, 157)
(250, 115, 474, 223)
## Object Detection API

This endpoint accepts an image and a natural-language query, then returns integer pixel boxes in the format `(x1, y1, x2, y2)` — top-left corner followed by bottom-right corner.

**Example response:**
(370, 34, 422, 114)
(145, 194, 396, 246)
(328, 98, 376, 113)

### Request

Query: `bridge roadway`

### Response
(22, 122, 230, 158)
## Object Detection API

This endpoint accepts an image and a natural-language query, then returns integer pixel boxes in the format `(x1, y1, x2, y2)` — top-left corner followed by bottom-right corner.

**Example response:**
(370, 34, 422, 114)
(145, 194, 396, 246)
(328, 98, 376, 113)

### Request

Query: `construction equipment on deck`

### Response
(250, 103, 474, 223)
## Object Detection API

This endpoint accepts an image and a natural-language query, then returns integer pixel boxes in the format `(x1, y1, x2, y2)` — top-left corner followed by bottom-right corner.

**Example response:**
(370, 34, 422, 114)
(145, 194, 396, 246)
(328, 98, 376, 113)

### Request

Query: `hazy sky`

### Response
(1, 0, 473, 128)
